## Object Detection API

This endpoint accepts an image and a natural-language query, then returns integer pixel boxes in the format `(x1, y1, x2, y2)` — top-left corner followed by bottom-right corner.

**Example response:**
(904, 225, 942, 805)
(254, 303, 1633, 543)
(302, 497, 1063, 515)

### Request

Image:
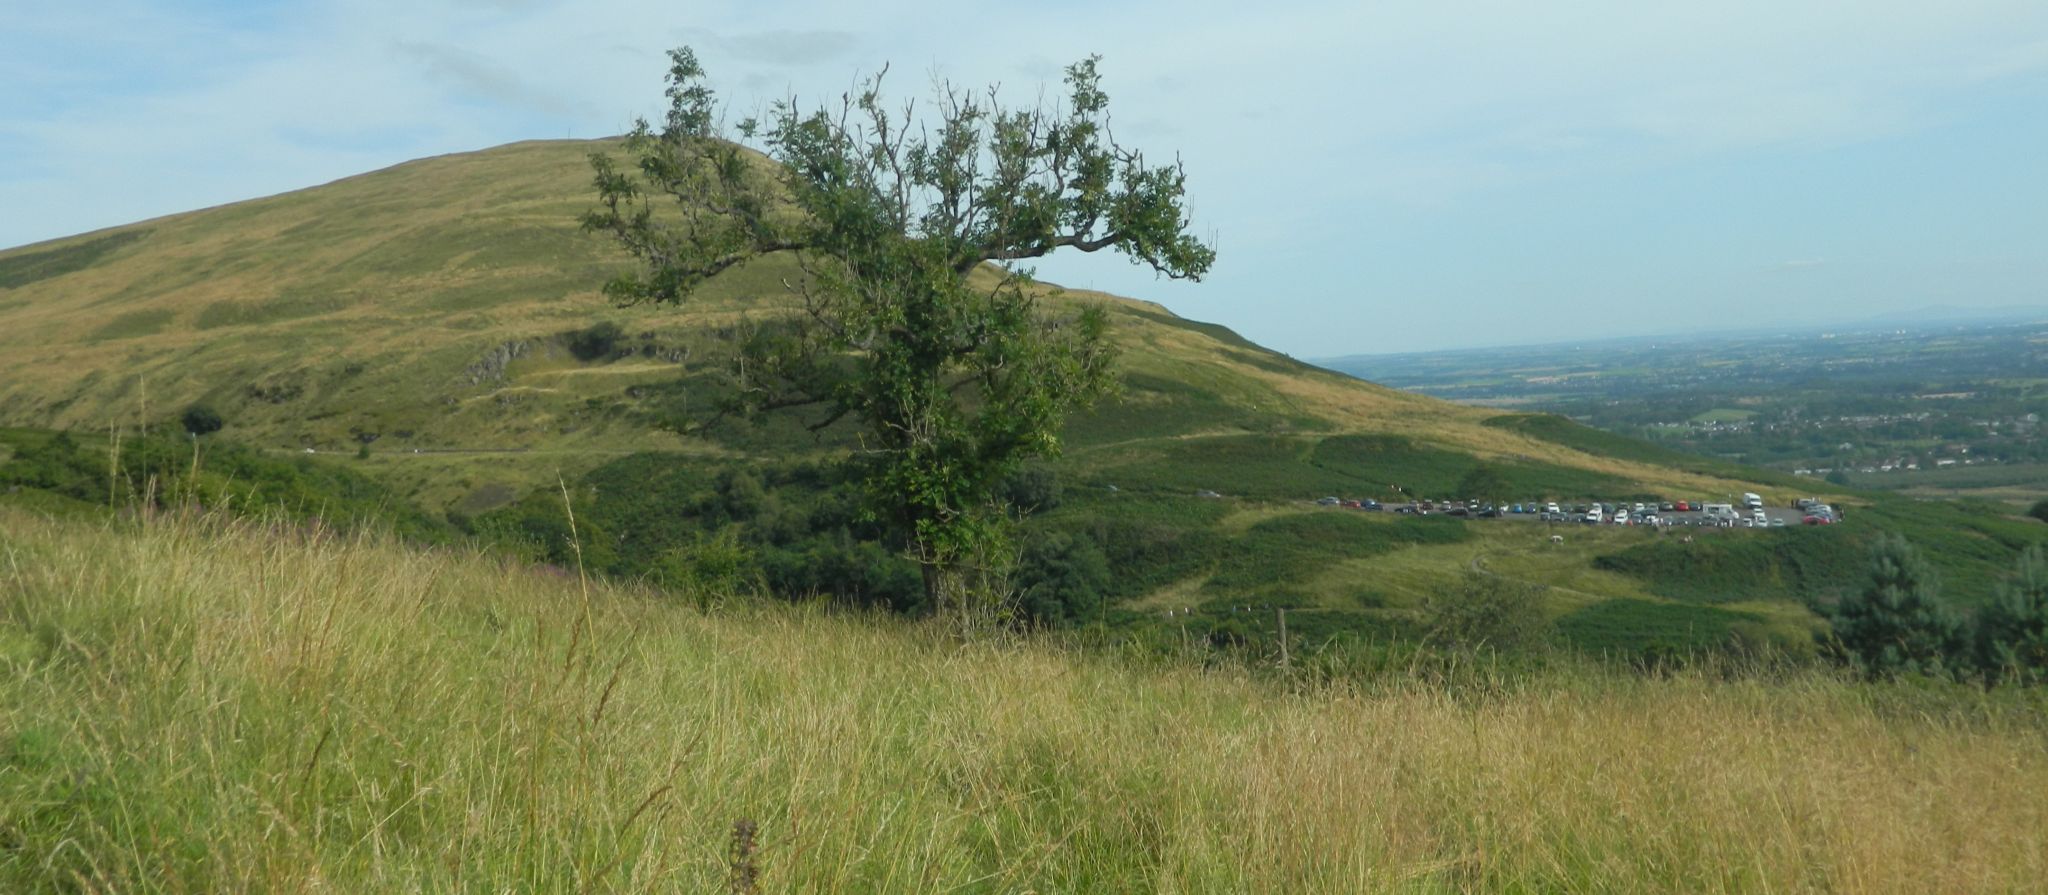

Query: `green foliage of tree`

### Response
(585, 47, 1214, 627)
(1421, 570, 1552, 652)
(180, 404, 223, 437)
(2029, 499, 2048, 524)
(1975, 544, 2048, 684)
(1002, 464, 1062, 515)
(1012, 529, 1110, 626)
(1827, 533, 1964, 678)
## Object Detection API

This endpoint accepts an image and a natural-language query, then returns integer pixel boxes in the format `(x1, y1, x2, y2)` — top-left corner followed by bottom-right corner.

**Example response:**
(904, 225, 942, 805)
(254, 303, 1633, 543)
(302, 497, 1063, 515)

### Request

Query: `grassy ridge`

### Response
(0, 138, 1778, 518)
(2, 508, 2045, 891)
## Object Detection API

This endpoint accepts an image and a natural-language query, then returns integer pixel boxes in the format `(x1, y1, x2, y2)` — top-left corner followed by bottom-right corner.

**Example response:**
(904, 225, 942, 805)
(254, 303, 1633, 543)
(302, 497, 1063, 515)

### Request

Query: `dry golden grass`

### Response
(1, 505, 2043, 892)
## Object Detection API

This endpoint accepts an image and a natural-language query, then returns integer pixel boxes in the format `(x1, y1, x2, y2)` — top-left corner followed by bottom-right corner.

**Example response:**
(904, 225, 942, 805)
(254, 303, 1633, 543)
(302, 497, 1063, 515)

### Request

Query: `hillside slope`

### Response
(0, 139, 1772, 512)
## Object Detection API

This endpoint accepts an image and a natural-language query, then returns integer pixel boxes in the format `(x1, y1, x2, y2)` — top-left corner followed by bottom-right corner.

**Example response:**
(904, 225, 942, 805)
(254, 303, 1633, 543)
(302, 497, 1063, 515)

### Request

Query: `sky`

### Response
(4, 1, 2047, 355)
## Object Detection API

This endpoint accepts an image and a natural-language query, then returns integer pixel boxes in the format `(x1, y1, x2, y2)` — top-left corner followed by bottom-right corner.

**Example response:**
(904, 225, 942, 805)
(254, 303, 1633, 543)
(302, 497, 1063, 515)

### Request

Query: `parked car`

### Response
(1318, 496, 1341, 506)
(1196, 489, 1222, 498)
(1674, 500, 1691, 512)
(1803, 515, 1834, 525)
(1659, 502, 1675, 512)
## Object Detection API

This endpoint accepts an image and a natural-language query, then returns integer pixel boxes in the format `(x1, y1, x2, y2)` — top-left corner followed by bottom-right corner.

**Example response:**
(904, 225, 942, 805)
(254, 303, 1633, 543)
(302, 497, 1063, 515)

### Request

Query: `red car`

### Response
(1802, 515, 1834, 525)
(1674, 501, 1691, 512)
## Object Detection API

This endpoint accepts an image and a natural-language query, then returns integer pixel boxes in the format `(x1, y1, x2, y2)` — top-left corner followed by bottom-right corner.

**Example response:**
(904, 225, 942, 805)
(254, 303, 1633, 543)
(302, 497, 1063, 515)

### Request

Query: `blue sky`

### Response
(4, 1, 2046, 355)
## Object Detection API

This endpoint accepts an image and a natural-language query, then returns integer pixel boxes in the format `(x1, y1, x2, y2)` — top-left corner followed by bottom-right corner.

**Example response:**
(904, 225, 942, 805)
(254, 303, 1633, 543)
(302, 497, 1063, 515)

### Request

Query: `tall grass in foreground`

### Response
(0, 507, 2044, 892)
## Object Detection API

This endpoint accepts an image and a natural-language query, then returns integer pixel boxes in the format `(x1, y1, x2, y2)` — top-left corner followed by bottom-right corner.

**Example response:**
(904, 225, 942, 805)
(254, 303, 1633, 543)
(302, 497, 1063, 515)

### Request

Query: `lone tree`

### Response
(584, 48, 1214, 626)
(1827, 533, 1964, 677)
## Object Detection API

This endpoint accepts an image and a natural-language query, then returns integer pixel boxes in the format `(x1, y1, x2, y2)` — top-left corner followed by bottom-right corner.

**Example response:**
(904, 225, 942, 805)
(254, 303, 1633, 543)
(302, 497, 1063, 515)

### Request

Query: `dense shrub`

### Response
(567, 321, 625, 361)
(1421, 570, 1551, 652)
(180, 404, 224, 436)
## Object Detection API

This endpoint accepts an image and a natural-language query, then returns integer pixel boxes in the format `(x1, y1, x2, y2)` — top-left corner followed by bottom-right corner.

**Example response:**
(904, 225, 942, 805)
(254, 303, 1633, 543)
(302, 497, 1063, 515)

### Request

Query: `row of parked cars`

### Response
(1312, 494, 1843, 527)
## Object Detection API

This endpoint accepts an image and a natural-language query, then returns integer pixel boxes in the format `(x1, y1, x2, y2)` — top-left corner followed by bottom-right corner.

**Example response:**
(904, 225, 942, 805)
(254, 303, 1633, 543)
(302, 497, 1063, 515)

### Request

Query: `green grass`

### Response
(1309, 433, 1637, 499)
(1203, 511, 1470, 605)
(86, 308, 177, 342)
(1558, 599, 1771, 657)
(1689, 408, 1757, 424)
(3, 507, 2046, 891)
(1483, 412, 1803, 488)
(0, 229, 150, 289)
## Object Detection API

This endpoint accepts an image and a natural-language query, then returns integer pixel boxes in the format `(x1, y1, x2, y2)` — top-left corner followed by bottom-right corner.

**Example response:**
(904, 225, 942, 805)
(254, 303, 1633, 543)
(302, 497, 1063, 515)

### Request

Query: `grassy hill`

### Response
(3, 139, 2043, 655)
(0, 139, 1769, 506)
(2, 507, 2043, 892)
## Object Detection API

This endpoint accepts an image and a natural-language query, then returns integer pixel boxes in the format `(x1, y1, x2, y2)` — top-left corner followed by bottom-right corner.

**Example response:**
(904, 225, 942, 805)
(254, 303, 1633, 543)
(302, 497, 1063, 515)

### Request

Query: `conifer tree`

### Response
(1828, 533, 1963, 677)
(1975, 543, 2048, 684)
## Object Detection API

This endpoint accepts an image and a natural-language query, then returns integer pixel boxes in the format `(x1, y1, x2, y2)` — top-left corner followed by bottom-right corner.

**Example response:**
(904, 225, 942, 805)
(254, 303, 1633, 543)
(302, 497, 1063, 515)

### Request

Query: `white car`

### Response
(1753, 510, 1769, 525)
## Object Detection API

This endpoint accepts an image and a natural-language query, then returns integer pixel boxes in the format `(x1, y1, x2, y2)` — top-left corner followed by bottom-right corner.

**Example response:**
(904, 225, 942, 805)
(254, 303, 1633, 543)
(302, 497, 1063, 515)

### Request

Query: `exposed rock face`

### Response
(464, 340, 529, 385)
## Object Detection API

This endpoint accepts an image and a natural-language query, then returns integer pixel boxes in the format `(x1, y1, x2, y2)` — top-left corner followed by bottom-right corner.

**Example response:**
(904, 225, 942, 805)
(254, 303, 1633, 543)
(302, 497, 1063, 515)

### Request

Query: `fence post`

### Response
(1277, 607, 1289, 669)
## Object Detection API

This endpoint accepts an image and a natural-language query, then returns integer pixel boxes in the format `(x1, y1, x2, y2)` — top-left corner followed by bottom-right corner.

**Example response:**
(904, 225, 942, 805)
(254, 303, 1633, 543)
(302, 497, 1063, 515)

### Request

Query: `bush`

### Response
(568, 321, 625, 361)
(1421, 570, 1551, 652)
(2030, 499, 2048, 524)
(180, 404, 223, 437)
